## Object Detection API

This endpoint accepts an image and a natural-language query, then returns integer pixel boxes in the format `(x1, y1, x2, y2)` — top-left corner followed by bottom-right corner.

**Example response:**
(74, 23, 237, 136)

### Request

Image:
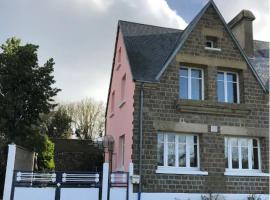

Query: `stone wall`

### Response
(132, 5, 269, 194)
(53, 139, 103, 171)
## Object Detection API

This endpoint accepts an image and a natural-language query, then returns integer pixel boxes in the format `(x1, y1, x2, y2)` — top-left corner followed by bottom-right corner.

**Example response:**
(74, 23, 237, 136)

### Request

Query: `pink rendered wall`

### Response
(106, 29, 135, 172)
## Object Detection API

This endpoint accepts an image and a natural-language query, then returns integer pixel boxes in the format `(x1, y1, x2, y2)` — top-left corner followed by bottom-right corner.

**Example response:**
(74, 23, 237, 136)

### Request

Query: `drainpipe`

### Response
(138, 83, 144, 200)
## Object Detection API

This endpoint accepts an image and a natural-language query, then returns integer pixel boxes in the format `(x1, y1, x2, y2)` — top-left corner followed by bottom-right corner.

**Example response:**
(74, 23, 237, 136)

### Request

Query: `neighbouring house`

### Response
(105, 0, 269, 198)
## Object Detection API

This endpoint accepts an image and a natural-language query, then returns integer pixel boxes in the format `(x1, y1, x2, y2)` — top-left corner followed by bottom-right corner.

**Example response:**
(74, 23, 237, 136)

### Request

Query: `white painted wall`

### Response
(14, 187, 55, 200)
(61, 188, 99, 200)
(3, 144, 16, 200)
(110, 188, 127, 200)
(132, 193, 270, 200)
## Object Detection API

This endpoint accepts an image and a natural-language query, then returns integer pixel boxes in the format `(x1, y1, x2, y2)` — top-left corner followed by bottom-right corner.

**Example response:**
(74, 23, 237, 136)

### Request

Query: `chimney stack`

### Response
(228, 10, 255, 57)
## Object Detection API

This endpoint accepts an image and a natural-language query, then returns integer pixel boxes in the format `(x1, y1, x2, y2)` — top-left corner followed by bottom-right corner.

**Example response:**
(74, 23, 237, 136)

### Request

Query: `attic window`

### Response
(205, 36, 221, 51)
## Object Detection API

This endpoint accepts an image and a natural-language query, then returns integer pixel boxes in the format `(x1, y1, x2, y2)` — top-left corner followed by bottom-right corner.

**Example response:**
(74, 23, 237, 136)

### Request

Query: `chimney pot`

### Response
(229, 10, 255, 57)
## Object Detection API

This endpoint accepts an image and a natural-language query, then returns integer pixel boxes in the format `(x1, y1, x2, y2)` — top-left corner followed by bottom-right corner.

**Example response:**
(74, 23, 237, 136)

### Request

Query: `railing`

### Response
(13, 171, 101, 188)
(110, 172, 128, 187)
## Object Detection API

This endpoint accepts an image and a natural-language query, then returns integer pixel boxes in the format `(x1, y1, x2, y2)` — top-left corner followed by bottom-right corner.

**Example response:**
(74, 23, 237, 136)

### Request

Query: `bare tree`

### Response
(62, 98, 105, 140)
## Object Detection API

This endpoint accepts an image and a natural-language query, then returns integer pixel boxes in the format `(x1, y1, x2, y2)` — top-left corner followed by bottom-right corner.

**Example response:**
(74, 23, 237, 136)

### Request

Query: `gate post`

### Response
(128, 163, 134, 200)
(3, 144, 16, 200)
(102, 162, 109, 200)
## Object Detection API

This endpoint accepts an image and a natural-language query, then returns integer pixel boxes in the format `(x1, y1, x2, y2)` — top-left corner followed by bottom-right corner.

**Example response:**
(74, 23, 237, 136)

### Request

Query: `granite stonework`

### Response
(131, 5, 269, 194)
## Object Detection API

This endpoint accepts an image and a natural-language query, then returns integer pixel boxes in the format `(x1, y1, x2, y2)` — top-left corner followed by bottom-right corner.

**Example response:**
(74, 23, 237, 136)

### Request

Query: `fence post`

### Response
(128, 163, 134, 200)
(3, 144, 16, 200)
(102, 162, 109, 200)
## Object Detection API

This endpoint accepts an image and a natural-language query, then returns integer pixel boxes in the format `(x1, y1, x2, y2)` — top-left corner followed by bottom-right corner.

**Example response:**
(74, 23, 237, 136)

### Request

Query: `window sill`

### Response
(204, 47, 221, 51)
(118, 100, 126, 108)
(224, 170, 270, 177)
(175, 99, 250, 117)
(109, 112, 114, 118)
(156, 166, 208, 175)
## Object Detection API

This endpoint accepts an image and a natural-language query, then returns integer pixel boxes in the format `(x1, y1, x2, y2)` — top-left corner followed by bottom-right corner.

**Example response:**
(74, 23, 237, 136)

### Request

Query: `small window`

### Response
(157, 133, 199, 169)
(217, 71, 239, 103)
(205, 36, 217, 48)
(225, 137, 261, 171)
(119, 135, 125, 168)
(111, 91, 115, 113)
(118, 47, 121, 63)
(179, 67, 204, 100)
(121, 74, 126, 101)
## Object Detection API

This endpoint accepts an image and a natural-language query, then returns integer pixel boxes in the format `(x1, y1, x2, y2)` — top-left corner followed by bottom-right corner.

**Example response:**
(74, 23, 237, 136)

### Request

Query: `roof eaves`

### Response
(155, 0, 212, 80)
(155, 0, 267, 93)
(210, 2, 267, 92)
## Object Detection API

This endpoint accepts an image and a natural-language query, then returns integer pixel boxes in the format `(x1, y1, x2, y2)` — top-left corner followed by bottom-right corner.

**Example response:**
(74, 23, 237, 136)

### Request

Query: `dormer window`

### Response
(205, 36, 221, 51)
(205, 36, 217, 48)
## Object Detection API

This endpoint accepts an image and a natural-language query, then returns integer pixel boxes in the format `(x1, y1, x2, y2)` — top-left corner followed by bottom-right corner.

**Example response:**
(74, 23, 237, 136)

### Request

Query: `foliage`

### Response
(247, 194, 262, 200)
(201, 193, 224, 200)
(0, 37, 60, 176)
(43, 106, 73, 139)
(0, 37, 60, 143)
(62, 98, 105, 140)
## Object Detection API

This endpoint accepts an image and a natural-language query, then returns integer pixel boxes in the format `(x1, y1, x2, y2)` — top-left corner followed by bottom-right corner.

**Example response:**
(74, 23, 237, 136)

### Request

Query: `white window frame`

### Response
(179, 67, 204, 100)
(217, 71, 240, 103)
(156, 133, 208, 175)
(225, 137, 261, 173)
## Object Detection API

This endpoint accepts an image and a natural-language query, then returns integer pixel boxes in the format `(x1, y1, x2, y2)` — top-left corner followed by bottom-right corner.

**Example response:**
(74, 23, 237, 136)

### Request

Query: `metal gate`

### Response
(108, 172, 129, 200)
(11, 170, 102, 200)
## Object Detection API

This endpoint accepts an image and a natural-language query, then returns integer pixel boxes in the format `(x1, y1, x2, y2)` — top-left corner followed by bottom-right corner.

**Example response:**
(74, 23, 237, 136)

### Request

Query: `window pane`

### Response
(179, 144, 186, 167)
(180, 68, 188, 77)
(227, 73, 237, 82)
(217, 72, 224, 81)
(191, 69, 201, 78)
(231, 138, 238, 169)
(157, 134, 164, 166)
(167, 135, 175, 166)
(232, 144, 239, 169)
(253, 139, 258, 147)
(190, 136, 198, 167)
(241, 147, 248, 169)
(191, 79, 202, 100)
(252, 139, 259, 169)
(225, 138, 228, 168)
(180, 77, 188, 99)
(217, 81, 225, 102)
(227, 82, 237, 103)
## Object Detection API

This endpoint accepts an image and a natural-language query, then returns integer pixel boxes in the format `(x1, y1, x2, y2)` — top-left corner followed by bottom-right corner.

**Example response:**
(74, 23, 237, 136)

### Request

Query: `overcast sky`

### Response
(0, 0, 269, 103)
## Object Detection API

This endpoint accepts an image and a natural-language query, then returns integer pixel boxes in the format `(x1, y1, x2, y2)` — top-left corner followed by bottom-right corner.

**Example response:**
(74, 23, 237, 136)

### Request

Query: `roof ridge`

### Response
(118, 20, 183, 32)
(254, 39, 270, 44)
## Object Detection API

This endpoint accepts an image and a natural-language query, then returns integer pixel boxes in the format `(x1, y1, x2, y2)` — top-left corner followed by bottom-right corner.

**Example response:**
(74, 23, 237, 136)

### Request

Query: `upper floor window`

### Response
(157, 133, 199, 169)
(217, 71, 239, 103)
(179, 67, 204, 100)
(225, 137, 260, 171)
(121, 74, 126, 101)
(111, 91, 115, 113)
(205, 36, 218, 48)
(118, 47, 122, 63)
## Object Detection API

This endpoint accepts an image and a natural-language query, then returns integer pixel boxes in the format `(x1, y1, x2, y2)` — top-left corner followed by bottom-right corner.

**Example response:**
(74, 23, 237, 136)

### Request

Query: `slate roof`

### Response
(119, 20, 182, 82)
(119, 20, 269, 90)
(249, 40, 269, 89)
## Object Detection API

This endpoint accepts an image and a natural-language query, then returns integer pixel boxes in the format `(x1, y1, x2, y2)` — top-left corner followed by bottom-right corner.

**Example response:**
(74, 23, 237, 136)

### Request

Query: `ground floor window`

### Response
(225, 137, 260, 171)
(157, 133, 199, 169)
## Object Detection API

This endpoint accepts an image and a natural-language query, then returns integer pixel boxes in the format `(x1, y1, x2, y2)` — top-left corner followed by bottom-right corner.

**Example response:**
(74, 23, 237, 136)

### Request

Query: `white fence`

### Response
(3, 144, 133, 200)
(3, 144, 269, 200)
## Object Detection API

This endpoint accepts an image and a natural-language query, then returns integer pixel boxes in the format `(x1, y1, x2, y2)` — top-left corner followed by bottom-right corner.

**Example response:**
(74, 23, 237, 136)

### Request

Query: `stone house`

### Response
(105, 0, 269, 198)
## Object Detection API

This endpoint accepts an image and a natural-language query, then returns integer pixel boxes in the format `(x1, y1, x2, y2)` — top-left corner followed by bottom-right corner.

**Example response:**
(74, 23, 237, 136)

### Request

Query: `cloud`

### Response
(0, 0, 187, 103)
(213, 0, 270, 41)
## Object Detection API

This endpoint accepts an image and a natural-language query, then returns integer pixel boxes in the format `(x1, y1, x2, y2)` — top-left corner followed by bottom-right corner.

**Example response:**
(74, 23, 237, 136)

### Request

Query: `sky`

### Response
(0, 0, 269, 103)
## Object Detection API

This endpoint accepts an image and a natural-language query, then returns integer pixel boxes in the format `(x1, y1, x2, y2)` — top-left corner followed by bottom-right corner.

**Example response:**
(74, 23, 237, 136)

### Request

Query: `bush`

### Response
(34, 134, 55, 170)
